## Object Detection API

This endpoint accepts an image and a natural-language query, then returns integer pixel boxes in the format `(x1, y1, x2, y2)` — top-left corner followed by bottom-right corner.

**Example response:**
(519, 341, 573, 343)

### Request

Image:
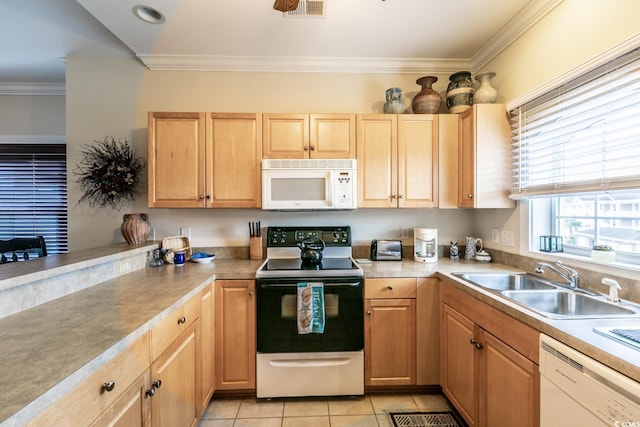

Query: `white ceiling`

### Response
(0, 0, 561, 93)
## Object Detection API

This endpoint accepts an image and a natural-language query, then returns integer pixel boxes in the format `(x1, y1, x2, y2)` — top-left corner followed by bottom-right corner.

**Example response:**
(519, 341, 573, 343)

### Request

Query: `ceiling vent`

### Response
(284, 0, 326, 18)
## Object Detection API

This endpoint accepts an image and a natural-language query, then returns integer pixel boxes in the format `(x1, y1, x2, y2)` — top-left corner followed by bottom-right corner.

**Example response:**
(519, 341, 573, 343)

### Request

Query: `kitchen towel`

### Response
(297, 282, 325, 334)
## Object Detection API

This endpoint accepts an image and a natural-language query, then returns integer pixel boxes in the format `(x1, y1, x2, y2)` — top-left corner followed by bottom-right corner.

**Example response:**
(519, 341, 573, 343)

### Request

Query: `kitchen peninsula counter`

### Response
(0, 253, 261, 426)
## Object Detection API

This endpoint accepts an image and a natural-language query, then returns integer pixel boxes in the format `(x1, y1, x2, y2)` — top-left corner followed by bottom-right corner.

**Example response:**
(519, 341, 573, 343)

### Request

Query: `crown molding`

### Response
(138, 54, 473, 75)
(471, 0, 564, 73)
(0, 82, 65, 96)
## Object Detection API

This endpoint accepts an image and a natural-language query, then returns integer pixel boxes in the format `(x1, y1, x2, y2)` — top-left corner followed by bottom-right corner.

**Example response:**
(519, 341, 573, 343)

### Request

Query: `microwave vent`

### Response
(283, 0, 326, 18)
(263, 159, 356, 170)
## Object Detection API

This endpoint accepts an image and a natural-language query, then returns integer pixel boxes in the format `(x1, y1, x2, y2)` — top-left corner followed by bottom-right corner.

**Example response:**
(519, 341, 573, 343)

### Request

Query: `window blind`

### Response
(0, 143, 68, 254)
(510, 48, 640, 198)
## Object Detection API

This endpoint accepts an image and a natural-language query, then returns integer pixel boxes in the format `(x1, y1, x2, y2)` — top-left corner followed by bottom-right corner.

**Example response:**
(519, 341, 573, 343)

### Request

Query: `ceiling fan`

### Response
(273, 0, 300, 13)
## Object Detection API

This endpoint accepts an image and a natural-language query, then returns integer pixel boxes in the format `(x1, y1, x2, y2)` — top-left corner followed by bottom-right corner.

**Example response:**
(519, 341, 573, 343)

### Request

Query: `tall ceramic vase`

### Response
(473, 72, 498, 104)
(446, 71, 474, 113)
(383, 87, 405, 114)
(412, 76, 442, 114)
(121, 213, 151, 245)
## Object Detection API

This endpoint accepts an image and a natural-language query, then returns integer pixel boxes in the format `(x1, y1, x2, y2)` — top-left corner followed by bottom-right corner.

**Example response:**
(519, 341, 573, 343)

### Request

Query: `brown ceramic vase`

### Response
(412, 76, 442, 114)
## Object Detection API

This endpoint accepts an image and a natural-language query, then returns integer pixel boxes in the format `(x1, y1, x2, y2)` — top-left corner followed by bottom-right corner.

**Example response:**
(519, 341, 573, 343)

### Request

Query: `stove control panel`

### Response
(267, 226, 351, 247)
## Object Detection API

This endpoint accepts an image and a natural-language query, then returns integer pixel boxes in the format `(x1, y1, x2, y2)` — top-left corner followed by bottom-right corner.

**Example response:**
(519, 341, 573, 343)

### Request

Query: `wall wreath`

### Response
(75, 136, 145, 210)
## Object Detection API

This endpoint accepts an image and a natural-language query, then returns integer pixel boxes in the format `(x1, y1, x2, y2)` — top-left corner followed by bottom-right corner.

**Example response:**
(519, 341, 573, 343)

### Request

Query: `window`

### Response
(511, 47, 640, 266)
(0, 142, 68, 254)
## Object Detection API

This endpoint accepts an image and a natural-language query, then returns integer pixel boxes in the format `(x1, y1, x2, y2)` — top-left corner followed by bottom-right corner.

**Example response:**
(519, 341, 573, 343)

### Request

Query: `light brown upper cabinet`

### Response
(148, 112, 262, 208)
(357, 114, 438, 208)
(458, 104, 514, 208)
(262, 113, 356, 159)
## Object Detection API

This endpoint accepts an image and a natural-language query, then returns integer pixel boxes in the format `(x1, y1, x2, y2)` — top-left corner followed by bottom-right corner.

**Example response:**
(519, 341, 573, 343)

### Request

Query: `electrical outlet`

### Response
(491, 228, 499, 244)
(502, 230, 514, 247)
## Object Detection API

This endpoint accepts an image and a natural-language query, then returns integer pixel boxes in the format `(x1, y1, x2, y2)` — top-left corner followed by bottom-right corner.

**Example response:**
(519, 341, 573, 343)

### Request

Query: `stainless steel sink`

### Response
(452, 273, 558, 291)
(501, 290, 640, 319)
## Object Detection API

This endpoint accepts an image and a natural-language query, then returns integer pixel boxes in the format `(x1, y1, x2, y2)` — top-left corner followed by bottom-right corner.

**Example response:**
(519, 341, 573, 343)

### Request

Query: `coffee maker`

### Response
(414, 228, 437, 263)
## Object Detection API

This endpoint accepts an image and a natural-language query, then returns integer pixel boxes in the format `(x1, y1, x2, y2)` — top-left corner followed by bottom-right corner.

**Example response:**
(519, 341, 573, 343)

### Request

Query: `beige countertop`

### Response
(1, 254, 639, 425)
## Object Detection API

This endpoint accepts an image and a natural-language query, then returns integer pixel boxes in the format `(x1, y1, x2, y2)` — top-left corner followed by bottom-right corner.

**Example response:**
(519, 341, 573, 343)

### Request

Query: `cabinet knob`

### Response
(392, 195, 398, 199)
(310, 145, 315, 151)
(206, 195, 211, 200)
(469, 338, 478, 345)
(304, 145, 309, 151)
(398, 195, 404, 199)
(102, 381, 115, 392)
(145, 388, 155, 397)
(152, 380, 162, 389)
(177, 316, 186, 325)
(249, 290, 254, 296)
(366, 310, 372, 316)
(387, 285, 393, 291)
(475, 342, 484, 350)
(198, 194, 204, 200)
(467, 193, 473, 199)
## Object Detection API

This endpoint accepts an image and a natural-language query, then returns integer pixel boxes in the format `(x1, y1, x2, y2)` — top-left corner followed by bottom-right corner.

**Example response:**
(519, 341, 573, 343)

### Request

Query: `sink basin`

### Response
(501, 290, 639, 318)
(453, 273, 558, 291)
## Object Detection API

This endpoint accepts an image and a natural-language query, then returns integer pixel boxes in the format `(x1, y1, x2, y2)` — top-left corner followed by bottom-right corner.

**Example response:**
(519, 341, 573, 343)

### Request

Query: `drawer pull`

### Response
(102, 381, 115, 392)
(177, 316, 186, 325)
(367, 310, 372, 316)
(387, 285, 393, 291)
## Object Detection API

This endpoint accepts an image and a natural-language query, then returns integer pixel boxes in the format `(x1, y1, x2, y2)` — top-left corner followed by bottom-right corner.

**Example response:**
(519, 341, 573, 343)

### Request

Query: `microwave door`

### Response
(263, 170, 334, 210)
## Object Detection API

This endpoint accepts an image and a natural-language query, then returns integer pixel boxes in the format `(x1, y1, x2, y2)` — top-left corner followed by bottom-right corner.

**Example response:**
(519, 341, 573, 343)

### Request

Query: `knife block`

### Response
(250, 237, 263, 260)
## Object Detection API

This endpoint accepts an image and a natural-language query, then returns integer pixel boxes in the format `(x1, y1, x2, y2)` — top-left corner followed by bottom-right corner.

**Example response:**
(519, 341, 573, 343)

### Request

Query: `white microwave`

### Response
(262, 159, 357, 210)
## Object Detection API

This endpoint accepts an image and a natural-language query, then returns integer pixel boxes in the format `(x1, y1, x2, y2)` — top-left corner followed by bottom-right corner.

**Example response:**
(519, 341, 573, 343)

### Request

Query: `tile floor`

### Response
(198, 393, 452, 427)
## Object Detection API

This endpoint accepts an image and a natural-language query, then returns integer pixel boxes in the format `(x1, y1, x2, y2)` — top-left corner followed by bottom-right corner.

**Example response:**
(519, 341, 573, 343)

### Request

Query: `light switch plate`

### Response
(491, 228, 499, 244)
(502, 230, 514, 247)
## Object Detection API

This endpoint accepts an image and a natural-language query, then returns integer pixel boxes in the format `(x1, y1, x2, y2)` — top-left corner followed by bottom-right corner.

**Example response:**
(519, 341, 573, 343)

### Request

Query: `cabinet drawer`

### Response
(27, 334, 150, 427)
(151, 293, 201, 361)
(365, 278, 417, 299)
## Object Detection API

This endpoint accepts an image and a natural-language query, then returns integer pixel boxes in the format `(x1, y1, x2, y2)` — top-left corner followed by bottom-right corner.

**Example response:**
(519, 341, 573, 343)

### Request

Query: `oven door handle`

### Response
(259, 282, 361, 288)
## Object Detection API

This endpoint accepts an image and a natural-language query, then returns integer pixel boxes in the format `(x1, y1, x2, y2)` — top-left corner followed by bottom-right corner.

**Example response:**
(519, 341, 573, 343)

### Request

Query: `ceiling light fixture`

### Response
(132, 5, 166, 24)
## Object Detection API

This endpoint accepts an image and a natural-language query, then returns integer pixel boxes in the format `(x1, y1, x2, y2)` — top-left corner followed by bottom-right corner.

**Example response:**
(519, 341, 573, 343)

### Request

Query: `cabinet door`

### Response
(416, 278, 439, 385)
(479, 330, 539, 427)
(148, 112, 206, 208)
(437, 114, 460, 209)
(441, 304, 478, 427)
(365, 298, 416, 386)
(309, 114, 356, 158)
(356, 114, 397, 207)
(206, 113, 262, 208)
(397, 115, 438, 207)
(197, 283, 214, 415)
(89, 371, 151, 427)
(215, 280, 256, 390)
(262, 113, 309, 159)
(151, 322, 198, 427)
(458, 107, 476, 208)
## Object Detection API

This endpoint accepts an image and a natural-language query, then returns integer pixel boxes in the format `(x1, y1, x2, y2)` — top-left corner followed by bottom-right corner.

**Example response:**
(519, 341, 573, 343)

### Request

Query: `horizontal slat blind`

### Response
(510, 48, 640, 198)
(0, 143, 68, 254)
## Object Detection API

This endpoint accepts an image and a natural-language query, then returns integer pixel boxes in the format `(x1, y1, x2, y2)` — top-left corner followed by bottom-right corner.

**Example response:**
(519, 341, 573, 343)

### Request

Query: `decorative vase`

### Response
(383, 87, 405, 114)
(121, 213, 151, 245)
(412, 76, 442, 114)
(446, 71, 474, 113)
(473, 72, 498, 104)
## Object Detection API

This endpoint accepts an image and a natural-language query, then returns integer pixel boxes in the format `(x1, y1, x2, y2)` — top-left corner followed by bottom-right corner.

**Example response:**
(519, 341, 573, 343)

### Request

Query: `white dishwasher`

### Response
(539, 334, 640, 426)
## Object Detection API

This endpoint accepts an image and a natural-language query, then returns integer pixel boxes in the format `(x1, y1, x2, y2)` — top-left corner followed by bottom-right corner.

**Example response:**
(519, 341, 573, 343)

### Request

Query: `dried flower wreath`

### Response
(75, 136, 145, 210)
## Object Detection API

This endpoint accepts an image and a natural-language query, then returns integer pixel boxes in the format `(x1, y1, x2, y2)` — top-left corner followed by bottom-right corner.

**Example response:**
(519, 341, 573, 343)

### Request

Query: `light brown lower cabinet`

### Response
(364, 277, 440, 387)
(215, 279, 256, 390)
(89, 370, 151, 427)
(441, 282, 539, 427)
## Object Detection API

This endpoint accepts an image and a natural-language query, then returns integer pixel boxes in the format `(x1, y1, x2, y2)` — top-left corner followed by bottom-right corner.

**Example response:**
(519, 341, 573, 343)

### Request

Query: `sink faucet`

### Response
(535, 261, 581, 289)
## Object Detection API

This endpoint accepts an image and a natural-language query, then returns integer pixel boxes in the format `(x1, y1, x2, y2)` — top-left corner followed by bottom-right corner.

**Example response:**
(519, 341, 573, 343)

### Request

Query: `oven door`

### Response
(256, 277, 364, 353)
